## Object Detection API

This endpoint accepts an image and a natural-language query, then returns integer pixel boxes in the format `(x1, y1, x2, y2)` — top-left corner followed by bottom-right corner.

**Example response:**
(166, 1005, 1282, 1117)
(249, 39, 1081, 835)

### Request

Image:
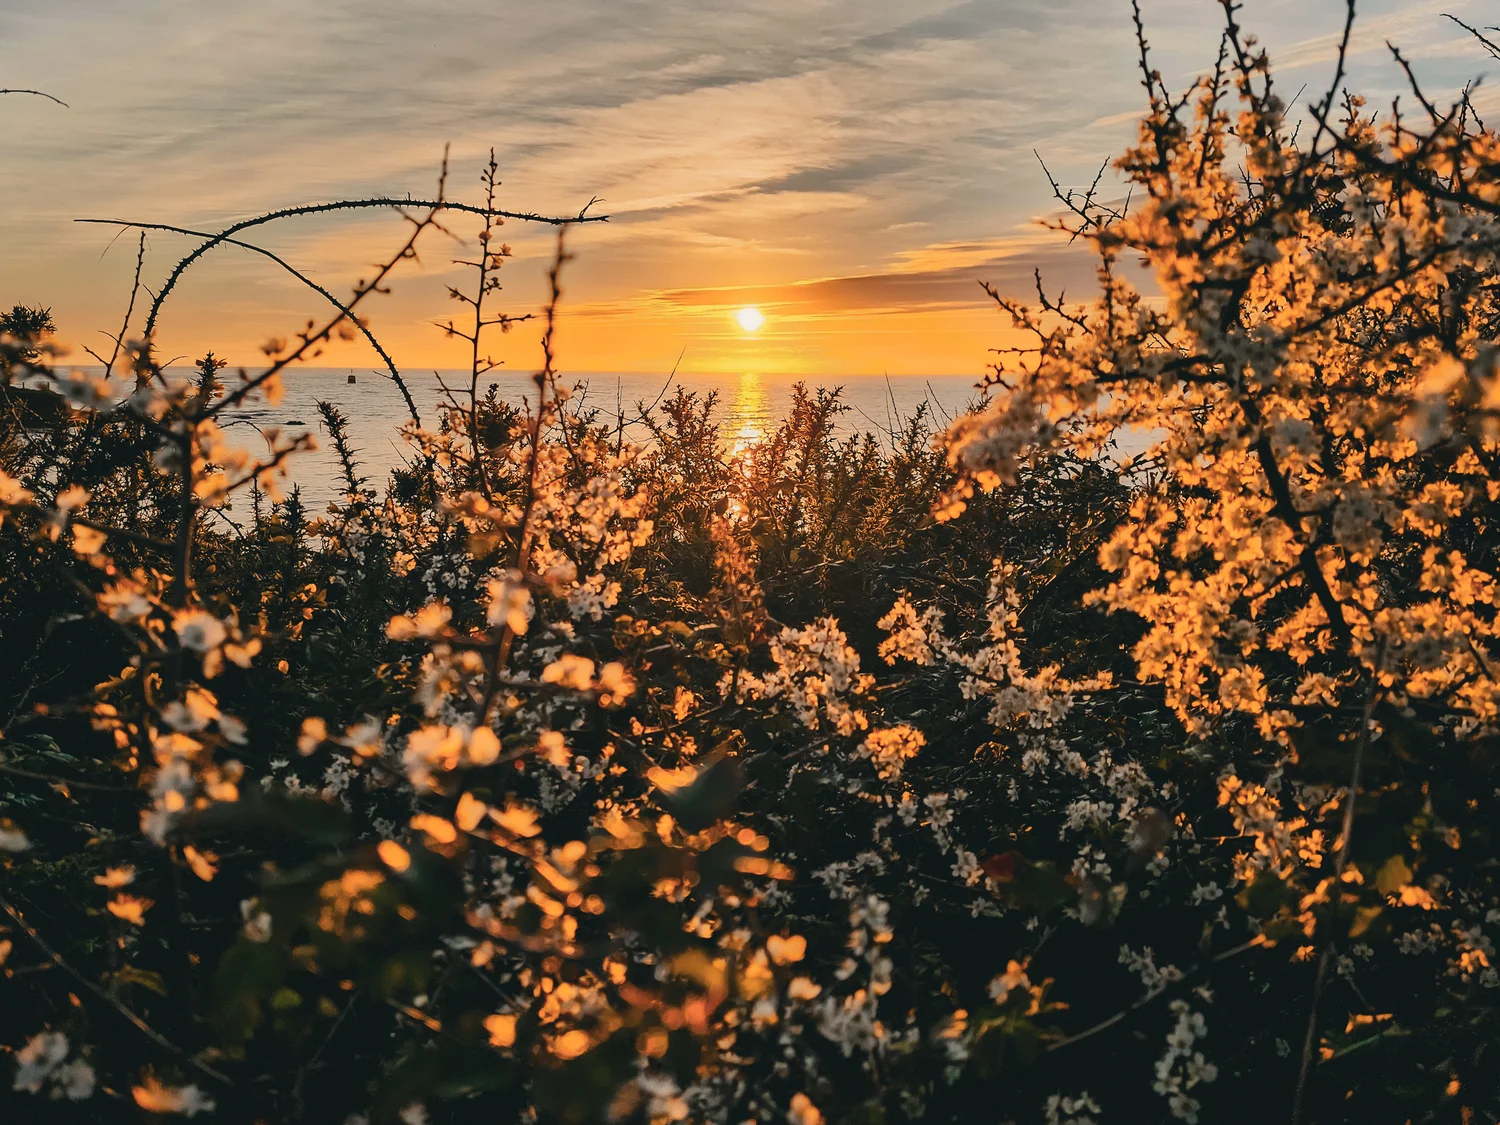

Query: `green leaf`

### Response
(1375, 855, 1412, 894)
(210, 940, 287, 1046)
(654, 755, 744, 832)
(108, 965, 168, 996)
(271, 986, 303, 1011)
(1349, 904, 1383, 939)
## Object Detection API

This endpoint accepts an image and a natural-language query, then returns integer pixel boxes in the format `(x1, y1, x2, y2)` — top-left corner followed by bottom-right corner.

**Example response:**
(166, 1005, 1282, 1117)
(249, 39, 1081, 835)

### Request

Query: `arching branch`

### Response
(79, 218, 422, 425)
(77, 195, 607, 344)
(0, 88, 68, 106)
(1446, 13, 1500, 61)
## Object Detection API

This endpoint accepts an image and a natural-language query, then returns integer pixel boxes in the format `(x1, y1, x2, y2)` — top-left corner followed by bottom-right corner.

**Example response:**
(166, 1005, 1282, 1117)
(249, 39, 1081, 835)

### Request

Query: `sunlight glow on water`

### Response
(65, 366, 985, 509)
(730, 372, 769, 453)
(250, 368, 981, 506)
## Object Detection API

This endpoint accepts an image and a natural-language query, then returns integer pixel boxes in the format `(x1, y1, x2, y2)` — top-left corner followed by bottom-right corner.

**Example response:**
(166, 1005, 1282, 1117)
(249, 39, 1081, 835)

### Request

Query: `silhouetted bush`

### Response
(5, 8, 1500, 1124)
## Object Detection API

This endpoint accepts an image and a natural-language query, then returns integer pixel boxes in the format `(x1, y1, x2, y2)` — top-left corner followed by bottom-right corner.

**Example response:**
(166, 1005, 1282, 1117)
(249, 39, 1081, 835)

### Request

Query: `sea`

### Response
(208, 368, 990, 509)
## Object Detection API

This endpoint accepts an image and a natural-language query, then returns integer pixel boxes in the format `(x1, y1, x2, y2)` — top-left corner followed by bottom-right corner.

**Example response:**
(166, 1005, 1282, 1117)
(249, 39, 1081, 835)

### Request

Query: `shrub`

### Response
(4, 7, 1500, 1124)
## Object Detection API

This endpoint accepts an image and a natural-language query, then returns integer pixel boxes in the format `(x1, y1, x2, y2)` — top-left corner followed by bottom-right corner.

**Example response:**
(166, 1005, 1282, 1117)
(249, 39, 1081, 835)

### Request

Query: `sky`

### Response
(2, 0, 1496, 377)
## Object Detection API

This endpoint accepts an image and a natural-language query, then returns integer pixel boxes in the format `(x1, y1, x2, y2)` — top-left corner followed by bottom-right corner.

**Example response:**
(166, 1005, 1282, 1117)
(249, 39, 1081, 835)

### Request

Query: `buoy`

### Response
(348, 373, 356, 384)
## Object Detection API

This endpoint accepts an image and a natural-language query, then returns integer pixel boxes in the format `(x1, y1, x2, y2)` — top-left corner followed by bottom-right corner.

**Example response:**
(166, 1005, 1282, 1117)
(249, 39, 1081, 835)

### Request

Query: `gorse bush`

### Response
(5, 6, 1500, 1123)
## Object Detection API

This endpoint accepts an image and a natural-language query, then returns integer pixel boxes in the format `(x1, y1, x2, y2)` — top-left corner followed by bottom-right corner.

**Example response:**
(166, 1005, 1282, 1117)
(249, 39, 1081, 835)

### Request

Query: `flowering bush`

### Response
(5, 8, 1500, 1124)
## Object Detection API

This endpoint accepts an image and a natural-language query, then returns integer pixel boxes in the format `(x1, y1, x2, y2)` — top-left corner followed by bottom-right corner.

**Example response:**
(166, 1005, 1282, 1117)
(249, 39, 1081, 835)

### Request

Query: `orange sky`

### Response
(2, 0, 1495, 377)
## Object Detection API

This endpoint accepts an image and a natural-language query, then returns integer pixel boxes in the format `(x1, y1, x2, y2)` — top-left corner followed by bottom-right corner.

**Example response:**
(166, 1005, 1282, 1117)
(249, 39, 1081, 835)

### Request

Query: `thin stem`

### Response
(1290, 648, 1384, 1125)
(1, 894, 232, 1086)
(481, 226, 572, 721)
(90, 219, 419, 425)
(0, 88, 68, 106)
(77, 192, 603, 345)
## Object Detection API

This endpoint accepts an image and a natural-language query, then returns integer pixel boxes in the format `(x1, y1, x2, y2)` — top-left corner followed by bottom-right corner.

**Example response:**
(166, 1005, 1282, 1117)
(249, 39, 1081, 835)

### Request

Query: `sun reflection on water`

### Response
(729, 372, 767, 454)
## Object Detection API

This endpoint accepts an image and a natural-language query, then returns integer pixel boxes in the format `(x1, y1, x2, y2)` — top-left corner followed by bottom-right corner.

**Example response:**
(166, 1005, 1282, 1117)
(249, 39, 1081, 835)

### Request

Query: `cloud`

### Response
(1267, 0, 1464, 73)
(0, 0, 1494, 369)
(578, 234, 1138, 323)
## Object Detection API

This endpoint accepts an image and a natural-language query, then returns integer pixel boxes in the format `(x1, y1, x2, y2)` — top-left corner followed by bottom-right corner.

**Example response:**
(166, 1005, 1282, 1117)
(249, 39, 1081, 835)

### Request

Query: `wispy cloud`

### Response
(577, 235, 1141, 325)
(0, 0, 1494, 372)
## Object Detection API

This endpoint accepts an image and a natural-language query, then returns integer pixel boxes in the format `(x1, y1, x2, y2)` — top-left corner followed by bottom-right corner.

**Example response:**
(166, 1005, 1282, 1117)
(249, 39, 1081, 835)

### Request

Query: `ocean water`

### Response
(212, 368, 989, 508)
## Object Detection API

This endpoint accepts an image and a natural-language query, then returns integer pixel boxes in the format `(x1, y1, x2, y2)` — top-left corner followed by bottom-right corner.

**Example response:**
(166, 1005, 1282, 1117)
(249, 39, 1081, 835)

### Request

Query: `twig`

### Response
(83, 218, 420, 424)
(104, 233, 149, 378)
(1043, 933, 1260, 1054)
(210, 155, 457, 419)
(481, 226, 572, 721)
(0, 88, 68, 106)
(1446, 13, 1500, 62)
(1, 894, 232, 1085)
(77, 193, 606, 345)
(1307, 1, 1357, 161)
(1290, 649, 1384, 1125)
(290, 989, 360, 1121)
(0, 761, 141, 794)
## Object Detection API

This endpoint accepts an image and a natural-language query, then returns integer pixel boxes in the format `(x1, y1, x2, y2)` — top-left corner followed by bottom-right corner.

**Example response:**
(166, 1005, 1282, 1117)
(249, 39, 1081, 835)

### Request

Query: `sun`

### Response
(734, 307, 765, 333)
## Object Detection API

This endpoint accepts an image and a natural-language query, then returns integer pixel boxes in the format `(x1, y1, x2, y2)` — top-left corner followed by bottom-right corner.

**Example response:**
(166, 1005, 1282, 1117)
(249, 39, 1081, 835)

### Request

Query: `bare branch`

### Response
(1, 895, 232, 1086)
(77, 191, 607, 345)
(1446, 12, 1500, 61)
(0, 88, 67, 106)
(82, 218, 420, 424)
